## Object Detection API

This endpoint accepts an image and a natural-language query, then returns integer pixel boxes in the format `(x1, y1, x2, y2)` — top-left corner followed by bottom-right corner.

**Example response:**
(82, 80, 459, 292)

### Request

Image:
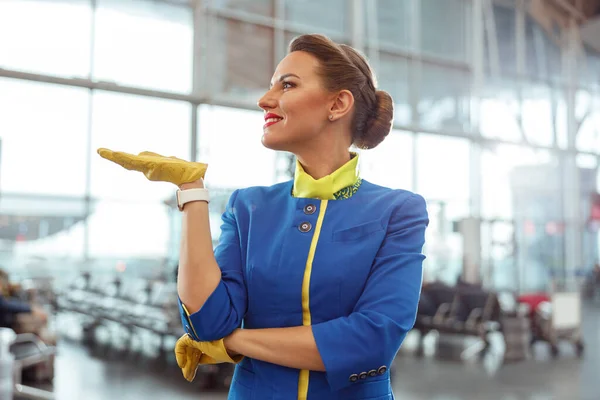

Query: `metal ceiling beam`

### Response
(551, 0, 586, 21)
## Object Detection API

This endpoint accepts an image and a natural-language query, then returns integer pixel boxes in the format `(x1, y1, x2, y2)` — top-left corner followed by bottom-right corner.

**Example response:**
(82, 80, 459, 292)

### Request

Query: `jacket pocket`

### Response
(332, 220, 384, 242)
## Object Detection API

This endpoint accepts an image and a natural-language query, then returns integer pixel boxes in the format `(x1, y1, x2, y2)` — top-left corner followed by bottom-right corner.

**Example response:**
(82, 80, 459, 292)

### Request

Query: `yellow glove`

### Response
(174, 334, 243, 382)
(174, 335, 213, 382)
(97, 148, 208, 186)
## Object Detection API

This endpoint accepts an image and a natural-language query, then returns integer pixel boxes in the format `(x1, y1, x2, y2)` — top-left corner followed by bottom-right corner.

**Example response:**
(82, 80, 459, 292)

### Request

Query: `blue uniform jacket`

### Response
(178, 156, 428, 400)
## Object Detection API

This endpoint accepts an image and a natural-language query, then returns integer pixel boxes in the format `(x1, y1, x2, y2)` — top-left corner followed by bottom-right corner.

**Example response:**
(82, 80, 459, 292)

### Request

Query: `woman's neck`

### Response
(296, 150, 352, 180)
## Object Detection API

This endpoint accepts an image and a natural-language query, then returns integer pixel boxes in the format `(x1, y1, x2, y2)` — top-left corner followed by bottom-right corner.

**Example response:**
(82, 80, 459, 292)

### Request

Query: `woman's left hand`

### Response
(174, 334, 243, 382)
(97, 148, 208, 186)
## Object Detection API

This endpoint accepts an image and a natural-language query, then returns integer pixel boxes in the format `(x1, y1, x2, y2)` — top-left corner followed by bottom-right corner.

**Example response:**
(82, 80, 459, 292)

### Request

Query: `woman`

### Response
(100, 34, 428, 399)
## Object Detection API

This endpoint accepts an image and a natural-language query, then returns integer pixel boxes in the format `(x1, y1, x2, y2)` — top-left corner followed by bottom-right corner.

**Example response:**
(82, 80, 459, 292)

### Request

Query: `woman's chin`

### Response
(261, 132, 288, 151)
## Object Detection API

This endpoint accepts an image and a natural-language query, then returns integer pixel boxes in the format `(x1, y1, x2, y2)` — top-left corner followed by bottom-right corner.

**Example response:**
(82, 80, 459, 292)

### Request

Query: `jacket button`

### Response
(358, 372, 368, 380)
(368, 369, 377, 377)
(298, 222, 312, 233)
(303, 204, 316, 215)
(377, 365, 387, 375)
(349, 374, 358, 382)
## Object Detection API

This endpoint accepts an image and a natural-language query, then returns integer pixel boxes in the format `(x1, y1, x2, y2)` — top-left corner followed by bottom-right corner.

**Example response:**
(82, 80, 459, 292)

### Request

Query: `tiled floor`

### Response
(28, 303, 600, 400)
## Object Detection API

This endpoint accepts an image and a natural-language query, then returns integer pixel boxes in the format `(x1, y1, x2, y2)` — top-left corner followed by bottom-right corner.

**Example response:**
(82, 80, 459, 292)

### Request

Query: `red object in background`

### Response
(590, 193, 600, 221)
(518, 292, 550, 318)
(524, 220, 536, 236)
(545, 222, 558, 235)
(545, 221, 565, 235)
(115, 260, 127, 273)
(15, 234, 26, 242)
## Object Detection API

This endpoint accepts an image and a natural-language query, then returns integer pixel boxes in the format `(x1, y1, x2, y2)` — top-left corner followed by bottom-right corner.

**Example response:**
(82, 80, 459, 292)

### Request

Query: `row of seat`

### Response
(59, 274, 506, 364)
(56, 272, 181, 341)
(412, 282, 505, 364)
(55, 272, 234, 390)
(415, 282, 502, 338)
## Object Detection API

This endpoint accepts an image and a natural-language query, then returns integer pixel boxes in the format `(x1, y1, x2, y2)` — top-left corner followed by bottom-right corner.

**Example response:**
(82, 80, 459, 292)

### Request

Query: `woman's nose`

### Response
(257, 89, 277, 111)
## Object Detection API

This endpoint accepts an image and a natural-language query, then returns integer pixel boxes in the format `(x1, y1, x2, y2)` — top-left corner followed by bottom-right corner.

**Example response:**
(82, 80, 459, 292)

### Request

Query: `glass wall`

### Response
(1, 0, 599, 293)
(0, 0, 92, 78)
(0, 0, 194, 281)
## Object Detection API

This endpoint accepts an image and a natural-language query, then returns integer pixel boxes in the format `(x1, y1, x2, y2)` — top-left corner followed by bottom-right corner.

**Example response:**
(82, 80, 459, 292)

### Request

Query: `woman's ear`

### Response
(328, 90, 354, 121)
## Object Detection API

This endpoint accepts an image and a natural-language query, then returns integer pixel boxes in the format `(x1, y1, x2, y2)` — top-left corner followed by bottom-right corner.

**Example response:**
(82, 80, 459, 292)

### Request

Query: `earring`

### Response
(329, 115, 334, 121)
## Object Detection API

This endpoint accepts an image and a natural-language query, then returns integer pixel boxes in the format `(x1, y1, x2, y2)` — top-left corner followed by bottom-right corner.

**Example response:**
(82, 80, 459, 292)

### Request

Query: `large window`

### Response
(416, 134, 470, 284)
(1, 0, 597, 294)
(0, 0, 92, 78)
(492, 3, 517, 76)
(0, 78, 89, 196)
(0, 0, 193, 94)
(581, 49, 600, 88)
(365, 0, 410, 50)
(481, 145, 562, 291)
(209, 20, 274, 102)
(416, 134, 470, 212)
(521, 83, 554, 147)
(525, 14, 562, 82)
(575, 90, 600, 153)
(420, 0, 468, 62)
(284, 0, 348, 36)
(481, 145, 558, 220)
(207, 0, 274, 18)
(418, 63, 471, 132)
(94, 0, 193, 93)
(377, 53, 411, 127)
(360, 131, 413, 190)
(480, 79, 525, 142)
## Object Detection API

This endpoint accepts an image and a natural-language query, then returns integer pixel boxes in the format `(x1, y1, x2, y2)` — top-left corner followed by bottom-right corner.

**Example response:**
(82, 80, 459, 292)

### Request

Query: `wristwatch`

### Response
(176, 188, 210, 211)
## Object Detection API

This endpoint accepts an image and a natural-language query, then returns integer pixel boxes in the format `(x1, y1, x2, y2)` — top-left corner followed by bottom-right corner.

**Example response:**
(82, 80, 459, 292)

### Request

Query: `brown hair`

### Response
(288, 34, 393, 149)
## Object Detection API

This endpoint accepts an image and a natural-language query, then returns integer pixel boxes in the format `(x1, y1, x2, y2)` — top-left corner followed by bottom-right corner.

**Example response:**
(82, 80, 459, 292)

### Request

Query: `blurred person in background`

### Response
(0, 269, 48, 332)
(584, 263, 600, 300)
(100, 33, 428, 399)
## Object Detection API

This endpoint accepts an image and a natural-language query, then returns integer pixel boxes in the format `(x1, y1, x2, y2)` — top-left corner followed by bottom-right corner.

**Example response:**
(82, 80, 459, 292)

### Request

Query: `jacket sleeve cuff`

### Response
(178, 279, 240, 341)
(311, 316, 398, 392)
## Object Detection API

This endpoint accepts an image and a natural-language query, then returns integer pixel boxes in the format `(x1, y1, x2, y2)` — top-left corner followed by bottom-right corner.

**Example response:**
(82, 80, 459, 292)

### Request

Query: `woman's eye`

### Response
(282, 81, 294, 89)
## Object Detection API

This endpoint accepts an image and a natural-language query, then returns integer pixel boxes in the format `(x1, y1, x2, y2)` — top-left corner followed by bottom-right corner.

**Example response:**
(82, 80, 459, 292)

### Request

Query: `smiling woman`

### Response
(99, 33, 428, 400)
(172, 34, 428, 400)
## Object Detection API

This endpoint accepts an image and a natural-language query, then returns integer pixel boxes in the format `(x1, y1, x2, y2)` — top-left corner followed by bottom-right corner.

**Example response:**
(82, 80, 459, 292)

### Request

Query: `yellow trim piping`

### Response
(180, 302, 200, 340)
(298, 199, 328, 400)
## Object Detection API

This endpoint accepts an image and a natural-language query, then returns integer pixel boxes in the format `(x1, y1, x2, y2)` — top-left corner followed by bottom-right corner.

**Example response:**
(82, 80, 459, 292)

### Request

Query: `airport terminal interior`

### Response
(1, 0, 600, 399)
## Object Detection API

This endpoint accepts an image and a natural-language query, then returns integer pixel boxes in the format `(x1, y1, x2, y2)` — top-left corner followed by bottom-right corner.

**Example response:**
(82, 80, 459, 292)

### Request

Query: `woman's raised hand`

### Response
(97, 148, 208, 186)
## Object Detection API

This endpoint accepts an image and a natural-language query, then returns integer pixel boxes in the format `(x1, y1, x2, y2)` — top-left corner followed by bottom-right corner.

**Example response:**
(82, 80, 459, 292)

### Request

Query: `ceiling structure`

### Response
(578, 0, 600, 52)
(529, 0, 600, 52)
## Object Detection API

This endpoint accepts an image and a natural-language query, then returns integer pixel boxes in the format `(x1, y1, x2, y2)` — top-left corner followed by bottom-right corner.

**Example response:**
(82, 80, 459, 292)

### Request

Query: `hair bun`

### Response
(355, 90, 394, 150)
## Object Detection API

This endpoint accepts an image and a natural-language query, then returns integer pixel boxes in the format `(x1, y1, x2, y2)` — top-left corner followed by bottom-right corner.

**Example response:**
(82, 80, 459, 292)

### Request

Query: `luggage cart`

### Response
(533, 292, 585, 357)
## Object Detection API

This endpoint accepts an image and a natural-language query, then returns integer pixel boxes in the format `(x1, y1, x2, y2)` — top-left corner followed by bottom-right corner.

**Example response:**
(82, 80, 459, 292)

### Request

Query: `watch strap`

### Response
(177, 188, 210, 211)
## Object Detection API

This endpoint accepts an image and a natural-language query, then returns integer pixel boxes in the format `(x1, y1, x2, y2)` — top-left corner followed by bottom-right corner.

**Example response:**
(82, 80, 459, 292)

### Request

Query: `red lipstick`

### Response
(264, 113, 283, 129)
